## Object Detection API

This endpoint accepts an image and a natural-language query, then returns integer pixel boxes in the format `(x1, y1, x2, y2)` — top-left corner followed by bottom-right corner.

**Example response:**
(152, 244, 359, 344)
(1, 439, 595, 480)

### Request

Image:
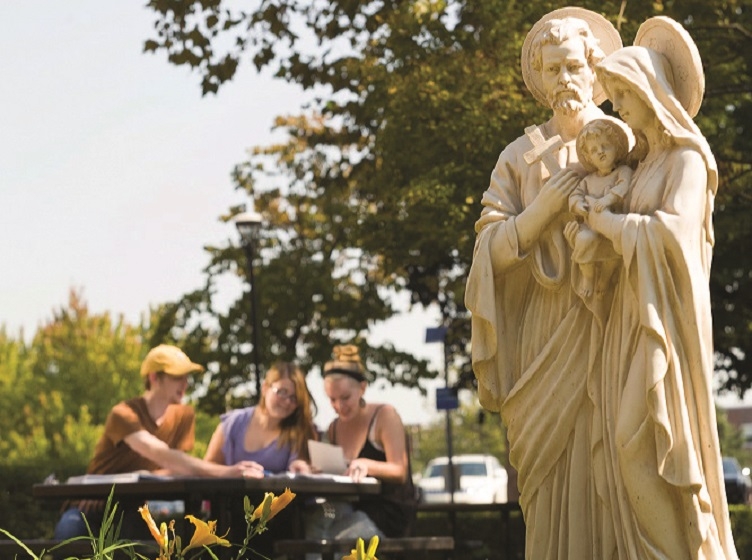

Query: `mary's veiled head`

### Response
(593, 16, 713, 177)
(596, 46, 687, 140)
(597, 46, 674, 100)
(595, 43, 715, 194)
(595, 16, 718, 244)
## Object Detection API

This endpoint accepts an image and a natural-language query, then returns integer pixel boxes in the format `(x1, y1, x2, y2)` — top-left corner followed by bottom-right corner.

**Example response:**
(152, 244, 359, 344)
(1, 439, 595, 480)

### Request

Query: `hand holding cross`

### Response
(523, 125, 564, 180)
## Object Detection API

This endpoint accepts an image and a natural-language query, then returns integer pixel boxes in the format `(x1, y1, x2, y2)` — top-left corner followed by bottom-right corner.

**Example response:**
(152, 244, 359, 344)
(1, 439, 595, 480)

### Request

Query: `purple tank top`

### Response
(220, 407, 296, 473)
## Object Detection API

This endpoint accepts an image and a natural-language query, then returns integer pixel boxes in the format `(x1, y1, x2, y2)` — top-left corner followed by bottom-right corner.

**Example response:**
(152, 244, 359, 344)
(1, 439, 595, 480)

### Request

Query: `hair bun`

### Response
(333, 344, 361, 363)
(324, 344, 367, 381)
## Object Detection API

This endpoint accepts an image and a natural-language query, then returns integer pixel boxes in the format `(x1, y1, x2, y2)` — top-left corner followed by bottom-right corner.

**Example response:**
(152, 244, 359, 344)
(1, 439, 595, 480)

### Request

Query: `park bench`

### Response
(415, 501, 524, 559)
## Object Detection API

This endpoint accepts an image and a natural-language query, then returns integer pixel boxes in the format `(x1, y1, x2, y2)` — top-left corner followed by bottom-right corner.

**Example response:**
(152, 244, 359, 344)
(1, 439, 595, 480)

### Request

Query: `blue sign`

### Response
(425, 326, 448, 343)
(436, 387, 459, 410)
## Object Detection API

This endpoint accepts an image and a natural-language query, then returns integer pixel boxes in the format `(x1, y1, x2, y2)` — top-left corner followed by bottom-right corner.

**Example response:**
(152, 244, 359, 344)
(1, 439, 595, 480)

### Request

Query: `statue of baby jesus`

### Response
(568, 118, 633, 298)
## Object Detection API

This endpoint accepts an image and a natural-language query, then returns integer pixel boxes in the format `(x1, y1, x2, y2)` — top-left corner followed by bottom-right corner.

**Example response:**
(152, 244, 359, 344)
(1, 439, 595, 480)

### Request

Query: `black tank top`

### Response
(331, 405, 416, 537)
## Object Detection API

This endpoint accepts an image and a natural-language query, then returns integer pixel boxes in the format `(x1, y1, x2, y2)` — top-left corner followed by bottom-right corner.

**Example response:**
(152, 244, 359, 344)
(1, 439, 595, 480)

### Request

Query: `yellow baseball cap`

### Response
(140, 344, 205, 377)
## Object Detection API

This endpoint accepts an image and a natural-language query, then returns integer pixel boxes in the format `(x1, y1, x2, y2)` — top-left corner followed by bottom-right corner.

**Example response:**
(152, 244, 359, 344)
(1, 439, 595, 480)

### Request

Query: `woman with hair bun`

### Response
(305, 344, 416, 542)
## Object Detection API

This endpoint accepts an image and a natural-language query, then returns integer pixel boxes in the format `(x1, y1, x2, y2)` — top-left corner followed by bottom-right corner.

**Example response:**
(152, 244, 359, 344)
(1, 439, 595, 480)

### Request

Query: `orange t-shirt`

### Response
(87, 397, 195, 474)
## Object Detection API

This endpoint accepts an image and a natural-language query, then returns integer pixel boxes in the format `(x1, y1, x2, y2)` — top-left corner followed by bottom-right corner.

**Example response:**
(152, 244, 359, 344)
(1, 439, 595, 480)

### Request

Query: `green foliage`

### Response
(0, 395, 102, 468)
(30, 290, 145, 425)
(730, 505, 752, 558)
(2, 488, 296, 560)
(148, 165, 437, 414)
(0, 464, 59, 538)
(0, 329, 33, 452)
(193, 410, 218, 458)
(717, 406, 751, 465)
(0, 290, 148, 470)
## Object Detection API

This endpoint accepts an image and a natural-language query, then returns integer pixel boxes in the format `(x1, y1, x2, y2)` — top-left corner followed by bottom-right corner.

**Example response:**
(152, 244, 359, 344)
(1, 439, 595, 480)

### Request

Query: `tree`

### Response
(148, 198, 436, 415)
(0, 328, 34, 460)
(143, 0, 752, 399)
(30, 289, 146, 425)
(0, 289, 151, 469)
(717, 406, 750, 466)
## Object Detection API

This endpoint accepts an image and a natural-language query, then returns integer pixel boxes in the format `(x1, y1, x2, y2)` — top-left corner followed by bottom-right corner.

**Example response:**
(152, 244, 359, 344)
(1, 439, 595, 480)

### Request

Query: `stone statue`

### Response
(567, 118, 632, 300)
(587, 16, 738, 559)
(464, 8, 622, 558)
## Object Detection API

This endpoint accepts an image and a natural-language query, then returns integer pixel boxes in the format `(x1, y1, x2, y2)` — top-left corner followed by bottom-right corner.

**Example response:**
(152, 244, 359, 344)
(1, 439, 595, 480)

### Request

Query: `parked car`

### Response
(723, 456, 752, 505)
(417, 454, 508, 504)
(148, 500, 185, 521)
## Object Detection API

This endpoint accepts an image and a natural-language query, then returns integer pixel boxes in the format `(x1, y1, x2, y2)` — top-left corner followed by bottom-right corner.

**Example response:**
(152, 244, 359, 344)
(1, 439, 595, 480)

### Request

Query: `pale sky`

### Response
(0, 1, 446, 426)
(1, 1, 290, 333)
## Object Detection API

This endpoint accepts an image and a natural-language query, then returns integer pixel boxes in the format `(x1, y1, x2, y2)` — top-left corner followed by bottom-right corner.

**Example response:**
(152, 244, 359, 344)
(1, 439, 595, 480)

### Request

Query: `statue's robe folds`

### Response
(466, 121, 606, 560)
(595, 45, 737, 559)
(598, 145, 737, 560)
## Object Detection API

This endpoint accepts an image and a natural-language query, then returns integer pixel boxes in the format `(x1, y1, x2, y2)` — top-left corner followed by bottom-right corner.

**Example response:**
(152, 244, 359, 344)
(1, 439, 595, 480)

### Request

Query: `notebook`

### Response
(66, 472, 170, 484)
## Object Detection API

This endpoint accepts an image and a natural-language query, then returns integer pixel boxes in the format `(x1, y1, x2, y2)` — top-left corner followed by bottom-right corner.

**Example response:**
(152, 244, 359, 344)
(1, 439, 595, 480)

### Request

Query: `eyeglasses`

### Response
(270, 385, 298, 404)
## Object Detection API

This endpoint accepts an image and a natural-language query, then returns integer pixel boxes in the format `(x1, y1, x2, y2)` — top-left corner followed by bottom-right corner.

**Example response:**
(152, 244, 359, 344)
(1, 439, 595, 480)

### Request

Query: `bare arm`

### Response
(124, 430, 263, 477)
(203, 423, 227, 464)
(346, 405, 409, 484)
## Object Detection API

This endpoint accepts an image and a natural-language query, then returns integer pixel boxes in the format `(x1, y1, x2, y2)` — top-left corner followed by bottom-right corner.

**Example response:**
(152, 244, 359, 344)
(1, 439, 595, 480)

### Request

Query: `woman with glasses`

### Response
(204, 361, 317, 474)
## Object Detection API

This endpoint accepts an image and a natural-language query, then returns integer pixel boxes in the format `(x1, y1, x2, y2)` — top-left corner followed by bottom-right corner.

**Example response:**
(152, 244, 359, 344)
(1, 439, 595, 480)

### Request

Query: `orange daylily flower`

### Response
(138, 504, 165, 548)
(182, 515, 231, 553)
(250, 493, 271, 521)
(138, 503, 171, 559)
(251, 488, 296, 522)
(342, 536, 379, 560)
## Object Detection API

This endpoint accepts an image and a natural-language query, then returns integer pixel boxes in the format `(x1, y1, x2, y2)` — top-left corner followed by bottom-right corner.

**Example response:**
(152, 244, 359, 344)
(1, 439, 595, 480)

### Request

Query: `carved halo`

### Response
(521, 7, 623, 107)
(634, 16, 705, 117)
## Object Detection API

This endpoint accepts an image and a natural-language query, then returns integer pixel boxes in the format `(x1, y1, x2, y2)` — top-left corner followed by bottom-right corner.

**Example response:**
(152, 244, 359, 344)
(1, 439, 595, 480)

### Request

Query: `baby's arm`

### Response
(594, 166, 632, 212)
(569, 177, 589, 217)
(593, 193, 619, 212)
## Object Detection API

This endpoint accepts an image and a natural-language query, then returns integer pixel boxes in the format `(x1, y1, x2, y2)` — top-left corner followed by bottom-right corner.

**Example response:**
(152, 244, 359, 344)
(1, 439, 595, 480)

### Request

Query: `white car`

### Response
(148, 500, 185, 520)
(417, 454, 508, 504)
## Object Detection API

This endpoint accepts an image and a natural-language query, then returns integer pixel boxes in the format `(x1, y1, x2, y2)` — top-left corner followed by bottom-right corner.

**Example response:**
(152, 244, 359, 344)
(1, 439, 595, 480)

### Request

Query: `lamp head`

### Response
(234, 210, 263, 244)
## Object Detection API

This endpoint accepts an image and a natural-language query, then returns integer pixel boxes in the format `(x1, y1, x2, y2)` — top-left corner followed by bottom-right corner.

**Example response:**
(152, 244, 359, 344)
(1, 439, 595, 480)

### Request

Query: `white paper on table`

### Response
(271, 472, 378, 484)
(308, 440, 349, 474)
(66, 472, 171, 484)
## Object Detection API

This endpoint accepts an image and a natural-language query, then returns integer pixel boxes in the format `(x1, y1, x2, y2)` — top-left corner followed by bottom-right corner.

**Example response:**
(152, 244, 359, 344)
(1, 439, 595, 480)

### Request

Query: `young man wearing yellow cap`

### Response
(54, 344, 264, 540)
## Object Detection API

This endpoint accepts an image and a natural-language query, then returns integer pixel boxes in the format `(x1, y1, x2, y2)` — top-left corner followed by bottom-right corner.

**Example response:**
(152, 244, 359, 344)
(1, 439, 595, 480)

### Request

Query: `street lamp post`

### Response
(234, 210, 264, 402)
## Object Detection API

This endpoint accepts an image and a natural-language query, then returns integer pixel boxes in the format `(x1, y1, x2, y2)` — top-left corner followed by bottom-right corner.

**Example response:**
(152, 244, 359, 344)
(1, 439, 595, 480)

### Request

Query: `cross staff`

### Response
(523, 125, 564, 180)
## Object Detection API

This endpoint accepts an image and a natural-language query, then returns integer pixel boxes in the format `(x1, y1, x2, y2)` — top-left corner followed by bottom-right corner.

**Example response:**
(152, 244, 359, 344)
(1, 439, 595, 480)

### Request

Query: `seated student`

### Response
(204, 360, 318, 473)
(204, 361, 318, 555)
(305, 344, 416, 542)
(54, 344, 262, 540)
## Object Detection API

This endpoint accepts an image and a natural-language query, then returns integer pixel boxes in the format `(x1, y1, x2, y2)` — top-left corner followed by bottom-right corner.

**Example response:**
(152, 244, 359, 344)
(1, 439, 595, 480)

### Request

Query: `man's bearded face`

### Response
(540, 37, 595, 115)
(548, 84, 589, 115)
